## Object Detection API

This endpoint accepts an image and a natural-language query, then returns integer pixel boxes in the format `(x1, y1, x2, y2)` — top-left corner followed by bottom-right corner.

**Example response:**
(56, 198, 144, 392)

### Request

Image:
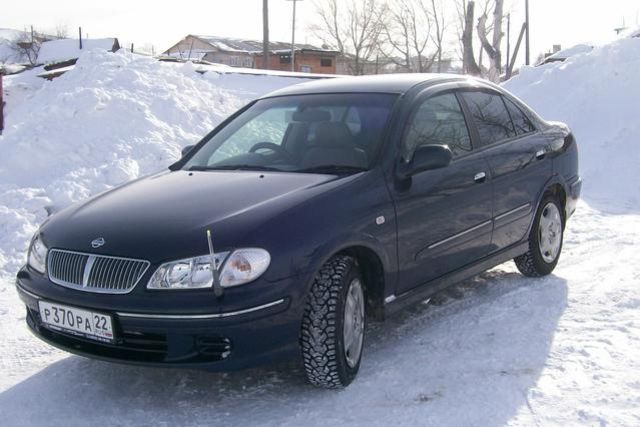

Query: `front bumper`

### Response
(16, 271, 305, 370)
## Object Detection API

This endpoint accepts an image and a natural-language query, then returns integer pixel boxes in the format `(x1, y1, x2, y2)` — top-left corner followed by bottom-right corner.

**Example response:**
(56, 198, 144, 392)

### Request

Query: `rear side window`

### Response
(504, 97, 536, 135)
(403, 93, 472, 160)
(462, 91, 516, 146)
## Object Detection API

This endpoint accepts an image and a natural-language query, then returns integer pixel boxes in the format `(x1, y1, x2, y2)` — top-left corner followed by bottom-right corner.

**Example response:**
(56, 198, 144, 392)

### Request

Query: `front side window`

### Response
(403, 93, 472, 161)
(462, 91, 516, 146)
(184, 93, 397, 173)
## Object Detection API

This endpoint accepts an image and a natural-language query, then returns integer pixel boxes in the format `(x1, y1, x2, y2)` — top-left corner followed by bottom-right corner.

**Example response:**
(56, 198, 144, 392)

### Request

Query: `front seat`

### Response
(301, 122, 368, 169)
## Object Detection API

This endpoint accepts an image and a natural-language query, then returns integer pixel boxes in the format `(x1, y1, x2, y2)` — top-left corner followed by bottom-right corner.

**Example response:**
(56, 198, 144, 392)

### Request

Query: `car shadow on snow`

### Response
(0, 267, 567, 427)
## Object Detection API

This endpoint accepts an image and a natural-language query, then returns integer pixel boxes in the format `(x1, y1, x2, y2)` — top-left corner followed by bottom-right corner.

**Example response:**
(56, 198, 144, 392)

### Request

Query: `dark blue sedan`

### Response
(16, 74, 581, 388)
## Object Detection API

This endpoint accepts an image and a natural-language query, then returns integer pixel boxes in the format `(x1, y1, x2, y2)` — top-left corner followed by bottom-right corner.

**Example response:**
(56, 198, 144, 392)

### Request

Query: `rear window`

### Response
(462, 91, 516, 146)
(504, 97, 536, 135)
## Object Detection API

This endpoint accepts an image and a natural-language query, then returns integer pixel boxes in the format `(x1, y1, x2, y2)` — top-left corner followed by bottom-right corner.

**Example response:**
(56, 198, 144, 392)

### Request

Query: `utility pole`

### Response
(525, 0, 530, 65)
(286, 0, 303, 72)
(79, 26, 83, 50)
(506, 14, 511, 79)
(263, 0, 270, 69)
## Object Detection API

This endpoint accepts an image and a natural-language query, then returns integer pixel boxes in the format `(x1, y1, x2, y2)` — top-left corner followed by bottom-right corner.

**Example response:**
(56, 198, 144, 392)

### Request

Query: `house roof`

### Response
(193, 35, 337, 55)
(37, 38, 119, 64)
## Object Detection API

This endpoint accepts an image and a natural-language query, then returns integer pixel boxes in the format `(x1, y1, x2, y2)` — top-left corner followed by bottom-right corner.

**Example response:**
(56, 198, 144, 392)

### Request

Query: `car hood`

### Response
(41, 170, 341, 262)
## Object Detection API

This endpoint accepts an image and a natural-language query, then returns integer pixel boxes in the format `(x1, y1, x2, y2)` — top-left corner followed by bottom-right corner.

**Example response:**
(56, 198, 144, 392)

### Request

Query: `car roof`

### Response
(261, 73, 474, 98)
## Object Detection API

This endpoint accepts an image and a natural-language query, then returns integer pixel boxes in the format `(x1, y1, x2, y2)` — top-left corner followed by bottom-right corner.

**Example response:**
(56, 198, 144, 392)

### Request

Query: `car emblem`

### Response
(91, 237, 106, 249)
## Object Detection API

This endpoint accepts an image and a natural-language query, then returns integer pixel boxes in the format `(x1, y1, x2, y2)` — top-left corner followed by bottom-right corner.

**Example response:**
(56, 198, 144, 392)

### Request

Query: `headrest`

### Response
(313, 122, 354, 148)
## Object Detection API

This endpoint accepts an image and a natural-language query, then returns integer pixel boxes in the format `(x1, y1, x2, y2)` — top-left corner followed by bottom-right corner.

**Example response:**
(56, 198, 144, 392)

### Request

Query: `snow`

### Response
(37, 38, 118, 64)
(504, 37, 640, 211)
(542, 43, 593, 62)
(0, 28, 28, 64)
(1, 37, 640, 425)
(0, 49, 311, 277)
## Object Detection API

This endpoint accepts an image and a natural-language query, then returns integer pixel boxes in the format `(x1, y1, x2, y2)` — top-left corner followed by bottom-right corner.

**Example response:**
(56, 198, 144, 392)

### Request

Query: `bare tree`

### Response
(54, 24, 69, 39)
(456, 0, 508, 80)
(312, 0, 387, 75)
(477, 0, 504, 81)
(460, 1, 481, 75)
(382, 0, 433, 72)
(427, 0, 447, 72)
(10, 29, 42, 66)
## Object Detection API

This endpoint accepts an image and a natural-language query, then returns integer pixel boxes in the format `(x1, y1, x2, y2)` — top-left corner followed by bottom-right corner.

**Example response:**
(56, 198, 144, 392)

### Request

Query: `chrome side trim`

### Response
(428, 220, 493, 250)
(495, 203, 531, 221)
(116, 298, 287, 320)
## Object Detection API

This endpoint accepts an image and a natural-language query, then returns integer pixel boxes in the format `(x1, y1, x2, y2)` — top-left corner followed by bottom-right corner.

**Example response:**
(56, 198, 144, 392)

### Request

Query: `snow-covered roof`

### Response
(542, 44, 593, 64)
(164, 49, 209, 61)
(37, 38, 119, 64)
(193, 35, 336, 54)
(0, 28, 26, 41)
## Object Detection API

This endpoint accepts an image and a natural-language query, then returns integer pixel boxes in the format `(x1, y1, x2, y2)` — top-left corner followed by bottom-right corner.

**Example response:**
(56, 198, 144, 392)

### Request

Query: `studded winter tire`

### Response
(515, 194, 565, 277)
(300, 255, 365, 388)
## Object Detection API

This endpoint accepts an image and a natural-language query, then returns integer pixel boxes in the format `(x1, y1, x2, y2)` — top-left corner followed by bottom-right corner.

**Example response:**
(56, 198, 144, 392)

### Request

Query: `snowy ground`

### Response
(1, 203, 638, 426)
(1, 40, 640, 426)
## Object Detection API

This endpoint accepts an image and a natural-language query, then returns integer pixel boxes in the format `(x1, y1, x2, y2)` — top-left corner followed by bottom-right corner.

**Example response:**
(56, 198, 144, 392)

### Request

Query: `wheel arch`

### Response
(302, 233, 393, 322)
(530, 176, 570, 234)
(337, 246, 386, 321)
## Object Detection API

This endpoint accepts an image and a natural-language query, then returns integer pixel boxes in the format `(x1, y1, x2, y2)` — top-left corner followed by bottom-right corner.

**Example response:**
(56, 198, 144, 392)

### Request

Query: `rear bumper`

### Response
(16, 276, 303, 370)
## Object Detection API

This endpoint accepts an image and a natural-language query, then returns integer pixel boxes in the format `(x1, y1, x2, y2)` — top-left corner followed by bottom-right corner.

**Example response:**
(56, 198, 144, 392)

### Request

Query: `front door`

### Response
(392, 92, 493, 295)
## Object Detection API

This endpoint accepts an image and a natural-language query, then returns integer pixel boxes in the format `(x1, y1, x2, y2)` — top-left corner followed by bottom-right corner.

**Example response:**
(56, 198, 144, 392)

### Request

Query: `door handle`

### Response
(474, 172, 487, 183)
(535, 149, 546, 160)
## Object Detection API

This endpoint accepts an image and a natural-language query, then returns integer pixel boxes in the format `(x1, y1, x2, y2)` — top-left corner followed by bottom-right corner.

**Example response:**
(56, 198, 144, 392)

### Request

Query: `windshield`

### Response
(183, 93, 397, 174)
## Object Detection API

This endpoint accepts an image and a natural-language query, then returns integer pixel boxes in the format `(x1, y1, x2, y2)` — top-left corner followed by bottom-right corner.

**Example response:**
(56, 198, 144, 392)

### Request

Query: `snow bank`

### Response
(542, 43, 593, 63)
(0, 49, 308, 276)
(504, 37, 640, 211)
(37, 38, 118, 64)
(0, 29, 28, 64)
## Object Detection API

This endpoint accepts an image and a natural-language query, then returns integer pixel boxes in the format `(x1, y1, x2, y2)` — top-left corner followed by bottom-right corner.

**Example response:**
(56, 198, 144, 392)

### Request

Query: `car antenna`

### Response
(207, 229, 224, 297)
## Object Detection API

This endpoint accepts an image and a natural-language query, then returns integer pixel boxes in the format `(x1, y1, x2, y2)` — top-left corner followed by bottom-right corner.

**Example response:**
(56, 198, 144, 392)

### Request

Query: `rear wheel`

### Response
(300, 255, 365, 388)
(515, 194, 564, 277)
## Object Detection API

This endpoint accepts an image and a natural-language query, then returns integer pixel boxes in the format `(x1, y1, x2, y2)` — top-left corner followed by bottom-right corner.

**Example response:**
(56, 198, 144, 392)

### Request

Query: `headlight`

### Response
(147, 253, 229, 290)
(147, 248, 270, 290)
(28, 234, 48, 274)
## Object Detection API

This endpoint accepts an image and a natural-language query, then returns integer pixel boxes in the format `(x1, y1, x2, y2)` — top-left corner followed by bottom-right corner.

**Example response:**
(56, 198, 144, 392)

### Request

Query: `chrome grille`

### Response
(47, 249, 150, 294)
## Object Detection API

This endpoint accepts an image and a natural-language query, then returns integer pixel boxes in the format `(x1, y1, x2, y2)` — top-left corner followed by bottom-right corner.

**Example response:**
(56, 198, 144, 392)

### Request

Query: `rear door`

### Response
(459, 90, 552, 252)
(392, 91, 493, 295)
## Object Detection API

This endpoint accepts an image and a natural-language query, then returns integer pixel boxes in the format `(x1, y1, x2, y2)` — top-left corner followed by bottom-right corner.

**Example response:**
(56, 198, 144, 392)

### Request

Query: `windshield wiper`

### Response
(188, 165, 283, 172)
(293, 165, 368, 175)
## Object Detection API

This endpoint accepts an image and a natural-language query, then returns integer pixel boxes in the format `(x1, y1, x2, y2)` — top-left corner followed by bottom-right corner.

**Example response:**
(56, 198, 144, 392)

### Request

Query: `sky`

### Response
(1, 0, 639, 65)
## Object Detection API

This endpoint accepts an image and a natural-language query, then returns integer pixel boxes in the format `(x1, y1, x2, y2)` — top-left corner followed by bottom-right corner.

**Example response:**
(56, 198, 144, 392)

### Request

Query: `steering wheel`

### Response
(249, 142, 294, 162)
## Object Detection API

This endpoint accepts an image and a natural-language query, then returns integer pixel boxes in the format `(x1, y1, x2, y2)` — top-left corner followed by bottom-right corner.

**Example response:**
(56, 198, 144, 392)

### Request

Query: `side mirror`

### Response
(398, 144, 452, 179)
(181, 144, 195, 157)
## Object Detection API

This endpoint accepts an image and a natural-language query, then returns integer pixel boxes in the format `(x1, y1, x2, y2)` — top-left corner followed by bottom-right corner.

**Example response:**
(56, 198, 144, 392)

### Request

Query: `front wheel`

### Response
(300, 255, 365, 388)
(515, 194, 564, 277)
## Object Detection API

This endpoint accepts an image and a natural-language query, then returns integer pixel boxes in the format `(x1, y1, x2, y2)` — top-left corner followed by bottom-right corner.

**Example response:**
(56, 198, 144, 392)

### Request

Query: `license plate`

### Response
(38, 301, 115, 343)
